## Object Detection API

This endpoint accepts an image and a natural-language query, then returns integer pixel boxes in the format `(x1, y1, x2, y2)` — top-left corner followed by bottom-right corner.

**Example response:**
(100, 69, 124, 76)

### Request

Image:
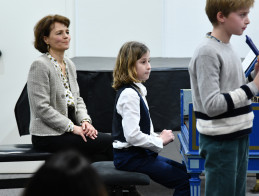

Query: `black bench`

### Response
(0, 144, 150, 194)
(0, 144, 51, 189)
(0, 84, 150, 194)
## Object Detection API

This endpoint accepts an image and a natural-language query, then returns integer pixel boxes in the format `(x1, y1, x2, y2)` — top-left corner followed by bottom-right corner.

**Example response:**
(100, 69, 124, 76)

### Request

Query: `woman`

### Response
(27, 14, 113, 162)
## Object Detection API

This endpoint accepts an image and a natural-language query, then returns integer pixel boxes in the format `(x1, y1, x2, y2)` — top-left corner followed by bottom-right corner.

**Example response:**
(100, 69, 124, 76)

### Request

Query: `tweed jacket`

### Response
(27, 54, 91, 136)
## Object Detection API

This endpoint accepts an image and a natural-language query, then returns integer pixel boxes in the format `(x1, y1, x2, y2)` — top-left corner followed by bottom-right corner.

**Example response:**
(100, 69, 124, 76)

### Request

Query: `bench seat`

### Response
(0, 145, 151, 193)
(92, 161, 150, 186)
(0, 144, 51, 162)
(0, 144, 51, 189)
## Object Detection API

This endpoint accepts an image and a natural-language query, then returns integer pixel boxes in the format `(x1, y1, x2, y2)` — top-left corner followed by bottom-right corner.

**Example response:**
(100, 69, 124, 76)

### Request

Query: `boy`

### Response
(188, 0, 259, 195)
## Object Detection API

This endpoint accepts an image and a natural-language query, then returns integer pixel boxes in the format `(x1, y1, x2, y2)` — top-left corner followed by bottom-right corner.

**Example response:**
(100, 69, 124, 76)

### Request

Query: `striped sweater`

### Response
(188, 36, 259, 139)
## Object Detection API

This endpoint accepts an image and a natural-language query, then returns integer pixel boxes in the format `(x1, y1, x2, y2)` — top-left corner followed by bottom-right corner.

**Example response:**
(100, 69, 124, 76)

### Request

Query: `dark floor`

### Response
(0, 131, 258, 196)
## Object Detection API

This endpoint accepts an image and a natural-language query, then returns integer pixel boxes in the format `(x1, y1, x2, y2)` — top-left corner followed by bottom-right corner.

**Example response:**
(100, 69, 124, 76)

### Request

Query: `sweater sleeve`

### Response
(195, 54, 258, 117)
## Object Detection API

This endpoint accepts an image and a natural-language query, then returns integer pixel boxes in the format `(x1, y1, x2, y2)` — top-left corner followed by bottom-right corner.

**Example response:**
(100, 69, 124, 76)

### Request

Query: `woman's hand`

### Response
(73, 125, 88, 142)
(81, 122, 98, 140)
(159, 129, 175, 146)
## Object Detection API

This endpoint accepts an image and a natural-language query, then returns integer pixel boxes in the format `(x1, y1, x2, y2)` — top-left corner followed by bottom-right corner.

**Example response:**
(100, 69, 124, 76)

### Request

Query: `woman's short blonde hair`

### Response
(112, 41, 149, 90)
(206, 0, 254, 25)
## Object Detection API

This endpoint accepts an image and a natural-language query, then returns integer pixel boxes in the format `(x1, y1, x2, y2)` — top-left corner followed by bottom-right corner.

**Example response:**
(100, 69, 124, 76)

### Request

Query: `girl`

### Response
(112, 41, 190, 196)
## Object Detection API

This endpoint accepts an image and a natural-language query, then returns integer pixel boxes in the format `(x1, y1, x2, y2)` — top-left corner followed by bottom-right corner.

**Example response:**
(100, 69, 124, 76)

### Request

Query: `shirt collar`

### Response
(206, 32, 223, 43)
(133, 83, 147, 96)
(46, 52, 67, 65)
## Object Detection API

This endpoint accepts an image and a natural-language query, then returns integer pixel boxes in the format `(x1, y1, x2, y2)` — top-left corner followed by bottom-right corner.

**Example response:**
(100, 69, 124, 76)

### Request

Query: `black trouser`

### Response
(32, 132, 113, 162)
(32, 106, 113, 162)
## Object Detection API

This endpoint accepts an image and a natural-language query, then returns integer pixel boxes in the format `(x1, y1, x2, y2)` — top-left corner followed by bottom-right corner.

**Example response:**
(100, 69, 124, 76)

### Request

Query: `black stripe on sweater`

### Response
(199, 128, 251, 140)
(248, 74, 253, 82)
(240, 85, 254, 99)
(223, 93, 234, 111)
(195, 105, 252, 120)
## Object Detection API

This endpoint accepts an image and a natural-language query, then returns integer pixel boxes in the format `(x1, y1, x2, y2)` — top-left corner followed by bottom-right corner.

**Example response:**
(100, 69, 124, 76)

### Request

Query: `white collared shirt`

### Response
(113, 83, 163, 153)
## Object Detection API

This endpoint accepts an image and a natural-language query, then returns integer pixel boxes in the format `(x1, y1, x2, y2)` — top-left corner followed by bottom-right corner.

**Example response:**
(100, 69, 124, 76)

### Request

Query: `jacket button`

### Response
(61, 94, 65, 98)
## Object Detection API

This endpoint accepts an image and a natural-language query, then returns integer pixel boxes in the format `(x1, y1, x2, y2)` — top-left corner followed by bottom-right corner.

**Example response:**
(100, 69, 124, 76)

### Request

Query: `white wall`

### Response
(76, 0, 259, 58)
(164, 0, 259, 58)
(163, 0, 211, 57)
(75, 0, 164, 57)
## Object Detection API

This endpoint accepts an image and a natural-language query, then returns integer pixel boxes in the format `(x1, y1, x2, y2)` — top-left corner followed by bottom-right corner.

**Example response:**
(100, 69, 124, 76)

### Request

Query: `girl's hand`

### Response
(159, 129, 175, 146)
(82, 122, 98, 140)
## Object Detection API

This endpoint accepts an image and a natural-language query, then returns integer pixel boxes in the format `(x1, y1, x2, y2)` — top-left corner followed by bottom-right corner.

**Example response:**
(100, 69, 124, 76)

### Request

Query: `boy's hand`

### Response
(159, 129, 175, 146)
(253, 57, 259, 90)
(254, 56, 259, 75)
